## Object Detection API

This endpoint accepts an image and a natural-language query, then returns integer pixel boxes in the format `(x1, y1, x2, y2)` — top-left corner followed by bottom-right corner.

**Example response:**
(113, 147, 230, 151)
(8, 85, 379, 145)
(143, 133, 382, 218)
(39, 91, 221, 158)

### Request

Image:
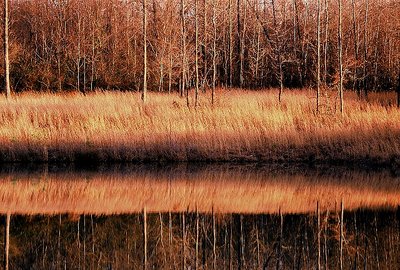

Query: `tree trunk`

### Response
(352, 0, 360, 97)
(363, 0, 369, 99)
(317, 0, 321, 112)
(203, 0, 207, 92)
(181, 0, 188, 106)
(324, 0, 329, 85)
(338, 0, 344, 114)
(4, 0, 11, 98)
(142, 0, 148, 102)
(397, 73, 400, 108)
(228, 0, 233, 87)
(195, 0, 200, 107)
(211, 0, 216, 104)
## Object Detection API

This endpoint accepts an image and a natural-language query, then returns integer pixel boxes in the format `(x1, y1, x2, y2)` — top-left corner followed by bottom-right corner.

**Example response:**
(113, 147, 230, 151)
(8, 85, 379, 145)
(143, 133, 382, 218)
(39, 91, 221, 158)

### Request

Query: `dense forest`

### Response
(1, 0, 399, 93)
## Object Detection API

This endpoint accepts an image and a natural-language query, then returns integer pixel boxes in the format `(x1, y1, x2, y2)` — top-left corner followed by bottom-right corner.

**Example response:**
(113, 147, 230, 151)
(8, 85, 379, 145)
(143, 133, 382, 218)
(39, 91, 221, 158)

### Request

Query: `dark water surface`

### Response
(0, 164, 399, 269)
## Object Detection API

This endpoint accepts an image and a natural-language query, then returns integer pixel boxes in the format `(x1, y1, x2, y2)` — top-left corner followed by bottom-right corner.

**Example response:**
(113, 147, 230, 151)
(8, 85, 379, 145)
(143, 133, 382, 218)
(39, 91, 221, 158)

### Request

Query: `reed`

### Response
(0, 89, 398, 164)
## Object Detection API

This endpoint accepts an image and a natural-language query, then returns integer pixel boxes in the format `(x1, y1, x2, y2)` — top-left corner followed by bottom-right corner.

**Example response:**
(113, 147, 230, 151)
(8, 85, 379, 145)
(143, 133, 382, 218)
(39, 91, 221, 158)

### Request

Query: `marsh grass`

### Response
(0, 89, 399, 164)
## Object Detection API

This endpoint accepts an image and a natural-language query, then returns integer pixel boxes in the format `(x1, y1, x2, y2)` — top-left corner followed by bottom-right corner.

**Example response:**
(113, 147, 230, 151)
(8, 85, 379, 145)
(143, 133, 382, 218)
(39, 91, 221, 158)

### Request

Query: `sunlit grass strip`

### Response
(0, 89, 398, 164)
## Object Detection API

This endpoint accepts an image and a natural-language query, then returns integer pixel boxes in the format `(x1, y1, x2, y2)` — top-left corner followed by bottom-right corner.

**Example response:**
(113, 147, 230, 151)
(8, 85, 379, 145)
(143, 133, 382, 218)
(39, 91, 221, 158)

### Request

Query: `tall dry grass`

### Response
(0, 89, 399, 164)
(0, 165, 399, 214)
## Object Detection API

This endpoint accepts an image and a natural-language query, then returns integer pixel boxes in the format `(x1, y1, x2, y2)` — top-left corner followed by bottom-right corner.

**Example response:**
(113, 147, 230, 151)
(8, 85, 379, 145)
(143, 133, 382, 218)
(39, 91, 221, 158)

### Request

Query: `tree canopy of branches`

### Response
(1, 0, 399, 93)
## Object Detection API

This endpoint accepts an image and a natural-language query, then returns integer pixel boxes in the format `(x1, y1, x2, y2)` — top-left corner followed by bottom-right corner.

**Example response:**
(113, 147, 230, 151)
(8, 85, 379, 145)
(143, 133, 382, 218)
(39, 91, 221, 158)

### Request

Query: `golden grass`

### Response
(0, 165, 399, 214)
(0, 89, 399, 163)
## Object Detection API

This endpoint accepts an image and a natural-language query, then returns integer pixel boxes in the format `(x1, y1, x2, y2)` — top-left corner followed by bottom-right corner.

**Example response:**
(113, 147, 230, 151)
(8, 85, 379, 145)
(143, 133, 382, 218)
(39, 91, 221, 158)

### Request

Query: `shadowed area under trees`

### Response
(0, 0, 399, 93)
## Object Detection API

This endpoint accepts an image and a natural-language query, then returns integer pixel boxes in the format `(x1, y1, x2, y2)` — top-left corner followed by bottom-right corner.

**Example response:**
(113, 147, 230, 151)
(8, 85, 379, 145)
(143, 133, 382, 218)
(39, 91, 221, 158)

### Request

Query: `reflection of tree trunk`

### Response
(212, 207, 216, 269)
(339, 201, 344, 270)
(143, 208, 147, 270)
(195, 208, 199, 270)
(182, 212, 186, 270)
(324, 210, 329, 270)
(354, 212, 359, 270)
(317, 202, 321, 270)
(4, 213, 10, 270)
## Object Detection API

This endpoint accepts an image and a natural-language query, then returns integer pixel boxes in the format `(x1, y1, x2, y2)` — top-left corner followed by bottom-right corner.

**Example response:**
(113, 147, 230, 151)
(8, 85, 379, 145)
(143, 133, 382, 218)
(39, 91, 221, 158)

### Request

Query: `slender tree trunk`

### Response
(238, 0, 246, 88)
(397, 73, 400, 108)
(203, 0, 207, 92)
(352, 0, 360, 97)
(77, 11, 81, 93)
(363, 0, 369, 99)
(338, 0, 344, 114)
(195, 0, 200, 107)
(211, 0, 216, 104)
(324, 0, 329, 85)
(181, 0, 188, 106)
(168, 11, 173, 95)
(142, 0, 148, 102)
(4, 0, 11, 98)
(317, 0, 321, 112)
(91, 20, 95, 92)
(237, 0, 241, 87)
(255, 22, 260, 87)
(228, 0, 233, 87)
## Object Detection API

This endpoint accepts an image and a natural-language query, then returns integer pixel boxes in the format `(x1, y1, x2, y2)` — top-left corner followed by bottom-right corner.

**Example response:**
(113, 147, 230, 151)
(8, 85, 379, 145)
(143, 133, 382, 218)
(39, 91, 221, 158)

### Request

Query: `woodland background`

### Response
(1, 0, 399, 93)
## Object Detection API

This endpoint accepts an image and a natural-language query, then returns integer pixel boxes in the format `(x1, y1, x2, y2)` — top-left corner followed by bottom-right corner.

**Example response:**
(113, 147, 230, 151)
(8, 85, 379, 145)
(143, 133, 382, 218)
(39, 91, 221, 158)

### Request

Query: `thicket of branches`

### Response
(2, 0, 400, 93)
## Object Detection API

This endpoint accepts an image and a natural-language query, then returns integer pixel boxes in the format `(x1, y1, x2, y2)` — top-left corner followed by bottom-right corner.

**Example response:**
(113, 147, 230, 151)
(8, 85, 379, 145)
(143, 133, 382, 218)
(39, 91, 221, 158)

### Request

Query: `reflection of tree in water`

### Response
(1, 209, 400, 269)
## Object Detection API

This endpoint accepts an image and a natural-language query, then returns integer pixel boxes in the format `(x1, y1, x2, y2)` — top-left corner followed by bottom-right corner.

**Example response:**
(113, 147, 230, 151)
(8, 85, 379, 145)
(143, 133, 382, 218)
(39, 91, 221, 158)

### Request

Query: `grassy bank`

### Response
(0, 89, 399, 165)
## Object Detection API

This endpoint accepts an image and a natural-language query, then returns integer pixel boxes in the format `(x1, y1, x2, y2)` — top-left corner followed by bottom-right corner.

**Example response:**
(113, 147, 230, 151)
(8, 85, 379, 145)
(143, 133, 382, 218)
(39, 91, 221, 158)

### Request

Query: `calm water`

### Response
(0, 164, 399, 269)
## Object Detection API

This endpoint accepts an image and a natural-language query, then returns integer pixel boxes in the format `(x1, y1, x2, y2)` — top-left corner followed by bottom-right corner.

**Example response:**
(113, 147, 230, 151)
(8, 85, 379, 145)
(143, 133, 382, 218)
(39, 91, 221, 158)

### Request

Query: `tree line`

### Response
(1, 0, 399, 97)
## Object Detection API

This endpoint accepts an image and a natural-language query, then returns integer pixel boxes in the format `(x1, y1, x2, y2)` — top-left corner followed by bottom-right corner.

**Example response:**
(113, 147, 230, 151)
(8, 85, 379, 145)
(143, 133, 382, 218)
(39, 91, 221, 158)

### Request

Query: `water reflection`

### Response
(2, 210, 400, 269)
(0, 164, 399, 214)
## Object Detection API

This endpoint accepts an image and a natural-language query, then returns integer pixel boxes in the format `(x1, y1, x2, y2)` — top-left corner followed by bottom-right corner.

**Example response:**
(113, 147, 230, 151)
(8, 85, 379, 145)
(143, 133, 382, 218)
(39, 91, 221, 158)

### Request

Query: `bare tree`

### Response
(211, 0, 216, 104)
(195, 0, 200, 107)
(4, 0, 11, 98)
(317, 0, 321, 112)
(338, 0, 344, 114)
(142, 0, 148, 102)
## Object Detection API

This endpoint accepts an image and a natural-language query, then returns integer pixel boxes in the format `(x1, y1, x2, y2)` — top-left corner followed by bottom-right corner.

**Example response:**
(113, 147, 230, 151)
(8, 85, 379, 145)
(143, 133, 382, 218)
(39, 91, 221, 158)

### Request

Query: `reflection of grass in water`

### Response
(0, 166, 399, 214)
(0, 90, 398, 163)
